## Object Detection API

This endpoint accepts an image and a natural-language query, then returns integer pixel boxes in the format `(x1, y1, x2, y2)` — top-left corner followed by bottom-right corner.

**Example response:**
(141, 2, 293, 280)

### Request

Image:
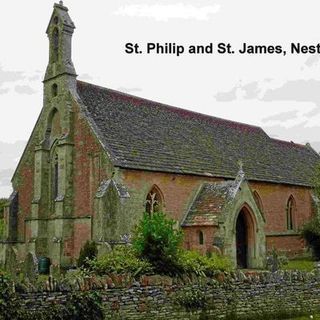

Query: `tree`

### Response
(0, 198, 8, 239)
(77, 241, 98, 269)
(0, 198, 8, 219)
(301, 163, 320, 259)
(312, 162, 320, 200)
(132, 212, 183, 275)
(301, 217, 320, 259)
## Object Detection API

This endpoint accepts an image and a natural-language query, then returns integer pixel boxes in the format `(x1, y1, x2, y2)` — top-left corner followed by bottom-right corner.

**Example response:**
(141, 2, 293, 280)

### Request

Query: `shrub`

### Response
(301, 216, 320, 259)
(89, 245, 153, 276)
(266, 247, 289, 272)
(77, 241, 98, 269)
(177, 250, 232, 276)
(132, 212, 183, 274)
(0, 273, 22, 320)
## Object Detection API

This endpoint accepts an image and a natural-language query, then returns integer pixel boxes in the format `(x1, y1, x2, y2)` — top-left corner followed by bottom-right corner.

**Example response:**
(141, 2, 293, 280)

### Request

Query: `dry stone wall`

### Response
(16, 270, 320, 319)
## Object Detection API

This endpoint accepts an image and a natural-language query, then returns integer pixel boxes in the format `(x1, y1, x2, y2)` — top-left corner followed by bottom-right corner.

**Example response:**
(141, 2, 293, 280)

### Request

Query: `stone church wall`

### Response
(72, 100, 113, 219)
(121, 168, 313, 255)
(183, 225, 218, 254)
(71, 101, 114, 258)
(250, 181, 313, 256)
(250, 181, 313, 234)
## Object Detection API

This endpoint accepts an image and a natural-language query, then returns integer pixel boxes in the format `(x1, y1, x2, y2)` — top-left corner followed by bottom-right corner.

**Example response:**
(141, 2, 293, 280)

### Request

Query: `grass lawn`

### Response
(293, 316, 320, 320)
(282, 258, 315, 272)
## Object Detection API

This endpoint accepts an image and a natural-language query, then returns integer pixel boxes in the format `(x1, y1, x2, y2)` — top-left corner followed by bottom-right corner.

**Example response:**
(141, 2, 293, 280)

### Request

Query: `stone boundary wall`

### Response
(16, 270, 320, 319)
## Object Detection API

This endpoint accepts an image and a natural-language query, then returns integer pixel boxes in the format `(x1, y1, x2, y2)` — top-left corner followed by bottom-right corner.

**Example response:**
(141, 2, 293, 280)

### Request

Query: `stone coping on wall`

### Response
(0, 240, 25, 244)
(12, 268, 320, 294)
(24, 215, 92, 221)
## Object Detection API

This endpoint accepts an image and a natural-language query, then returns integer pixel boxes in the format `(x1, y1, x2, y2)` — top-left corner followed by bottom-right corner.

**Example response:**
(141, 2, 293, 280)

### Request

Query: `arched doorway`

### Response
(236, 210, 248, 268)
(220, 181, 266, 269)
(235, 206, 256, 269)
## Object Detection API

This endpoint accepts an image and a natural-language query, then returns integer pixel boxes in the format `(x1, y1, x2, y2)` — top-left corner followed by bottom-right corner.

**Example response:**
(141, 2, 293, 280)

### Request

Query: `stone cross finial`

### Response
(59, 1, 63, 5)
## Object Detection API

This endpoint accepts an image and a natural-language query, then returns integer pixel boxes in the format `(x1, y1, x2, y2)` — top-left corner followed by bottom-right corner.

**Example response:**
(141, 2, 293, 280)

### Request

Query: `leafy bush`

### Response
(278, 255, 289, 267)
(89, 245, 153, 276)
(266, 247, 289, 272)
(177, 250, 232, 276)
(0, 273, 22, 320)
(77, 241, 98, 269)
(301, 216, 320, 259)
(132, 212, 183, 274)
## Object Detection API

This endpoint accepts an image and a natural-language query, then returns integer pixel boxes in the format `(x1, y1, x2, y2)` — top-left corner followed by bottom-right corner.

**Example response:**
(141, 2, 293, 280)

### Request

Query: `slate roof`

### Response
(182, 182, 237, 227)
(76, 80, 320, 187)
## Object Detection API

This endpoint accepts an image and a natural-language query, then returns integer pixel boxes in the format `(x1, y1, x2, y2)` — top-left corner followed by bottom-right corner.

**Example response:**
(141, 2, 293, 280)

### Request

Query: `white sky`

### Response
(0, 0, 320, 197)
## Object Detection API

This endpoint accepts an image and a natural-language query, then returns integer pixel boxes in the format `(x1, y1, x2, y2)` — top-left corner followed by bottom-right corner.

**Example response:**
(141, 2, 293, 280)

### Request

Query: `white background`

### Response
(0, 0, 320, 197)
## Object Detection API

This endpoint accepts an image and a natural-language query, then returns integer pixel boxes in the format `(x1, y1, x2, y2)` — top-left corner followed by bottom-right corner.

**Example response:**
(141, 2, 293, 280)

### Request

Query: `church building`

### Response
(1, 2, 319, 270)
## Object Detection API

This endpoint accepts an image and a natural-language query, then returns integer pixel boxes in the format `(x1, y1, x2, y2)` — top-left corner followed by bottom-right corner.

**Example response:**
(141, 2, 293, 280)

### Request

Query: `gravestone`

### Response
(24, 252, 38, 281)
(5, 246, 18, 275)
(97, 242, 112, 258)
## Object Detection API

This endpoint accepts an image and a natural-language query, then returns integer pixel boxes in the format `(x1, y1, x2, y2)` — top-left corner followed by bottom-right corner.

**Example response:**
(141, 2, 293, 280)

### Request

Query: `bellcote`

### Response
(44, 1, 77, 82)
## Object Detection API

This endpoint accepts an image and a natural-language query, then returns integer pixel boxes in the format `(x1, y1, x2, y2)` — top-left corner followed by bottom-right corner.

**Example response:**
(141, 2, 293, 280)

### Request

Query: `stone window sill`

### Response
(265, 231, 300, 237)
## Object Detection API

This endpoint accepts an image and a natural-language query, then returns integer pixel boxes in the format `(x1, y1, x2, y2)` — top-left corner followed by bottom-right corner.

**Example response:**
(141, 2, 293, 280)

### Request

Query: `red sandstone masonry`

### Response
(122, 170, 223, 222)
(250, 181, 313, 233)
(71, 102, 111, 257)
(73, 102, 108, 218)
(73, 221, 92, 258)
(266, 236, 305, 256)
(14, 155, 35, 242)
(183, 226, 218, 254)
(18, 166, 34, 240)
(122, 170, 314, 254)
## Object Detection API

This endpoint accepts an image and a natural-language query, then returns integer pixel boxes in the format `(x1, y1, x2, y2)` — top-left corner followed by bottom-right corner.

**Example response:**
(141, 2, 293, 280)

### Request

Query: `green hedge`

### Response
(301, 216, 320, 259)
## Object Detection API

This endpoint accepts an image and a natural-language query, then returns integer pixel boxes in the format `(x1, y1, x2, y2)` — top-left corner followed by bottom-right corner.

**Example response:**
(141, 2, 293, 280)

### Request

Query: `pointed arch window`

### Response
(145, 185, 163, 214)
(198, 231, 204, 245)
(45, 108, 61, 143)
(53, 16, 59, 25)
(253, 191, 264, 214)
(52, 83, 58, 97)
(286, 196, 295, 230)
(52, 28, 59, 62)
(8, 191, 19, 242)
(52, 154, 59, 200)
